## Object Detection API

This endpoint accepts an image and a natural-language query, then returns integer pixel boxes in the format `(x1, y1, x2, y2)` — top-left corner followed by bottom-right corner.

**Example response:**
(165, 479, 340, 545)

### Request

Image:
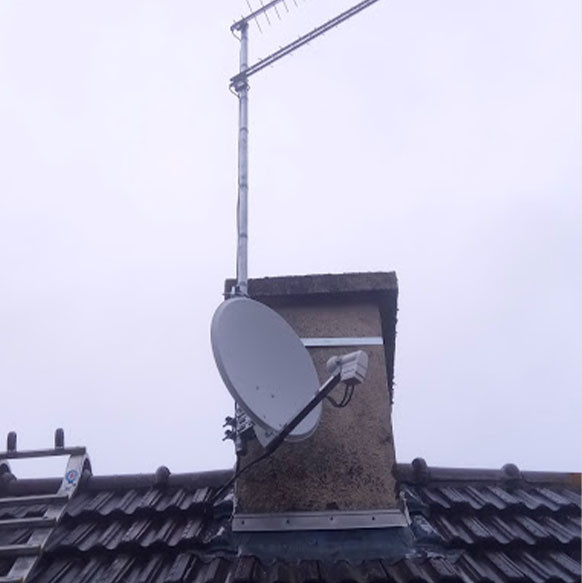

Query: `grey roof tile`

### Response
(559, 489, 581, 508)
(461, 486, 505, 511)
(419, 488, 452, 510)
(229, 556, 258, 583)
(166, 553, 196, 583)
(439, 487, 483, 511)
(485, 551, 526, 580)
(486, 515, 537, 546)
(513, 515, 552, 542)
(537, 487, 580, 509)
(456, 553, 507, 583)
(485, 486, 521, 508)
(429, 513, 581, 548)
(539, 516, 580, 544)
(120, 515, 151, 545)
(101, 554, 135, 583)
(194, 558, 232, 583)
(356, 560, 390, 583)
(547, 551, 582, 578)
(511, 488, 560, 512)
(136, 552, 167, 583)
(381, 558, 449, 583)
(318, 560, 363, 583)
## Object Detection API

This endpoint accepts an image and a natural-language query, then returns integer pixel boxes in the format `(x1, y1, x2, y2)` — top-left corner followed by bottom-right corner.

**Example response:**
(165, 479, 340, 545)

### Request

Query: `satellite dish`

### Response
(211, 297, 321, 441)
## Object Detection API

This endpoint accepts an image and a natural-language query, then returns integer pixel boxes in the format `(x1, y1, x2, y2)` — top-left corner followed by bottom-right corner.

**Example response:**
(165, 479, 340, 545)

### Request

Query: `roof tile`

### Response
(420, 488, 452, 510)
(547, 551, 582, 578)
(456, 553, 506, 583)
(98, 520, 126, 550)
(40, 557, 82, 583)
(318, 560, 363, 583)
(485, 486, 521, 508)
(294, 560, 323, 583)
(511, 488, 559, 512)
(462, 486, 506, 511)
(136, 552, 167, 583)
(194, 558, 232, 583)
(230, 556, 258, 583)
(539, 516, 580, 544)
(121, 516, 152, 545)
(486, 515, 537, 546)
(513, 515, 552, 542)
(76, 556, 104, 583)
(165, 553, 195, 583)
(101, 554, 135, 583)
(536, 487, 579, 509)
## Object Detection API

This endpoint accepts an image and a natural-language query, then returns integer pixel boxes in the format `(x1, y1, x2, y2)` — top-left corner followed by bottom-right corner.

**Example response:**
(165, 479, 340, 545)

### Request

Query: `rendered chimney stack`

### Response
(226, 272, 399, 514)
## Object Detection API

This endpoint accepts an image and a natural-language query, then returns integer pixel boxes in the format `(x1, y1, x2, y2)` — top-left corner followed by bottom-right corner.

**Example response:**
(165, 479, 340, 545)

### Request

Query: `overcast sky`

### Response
(1, 1, 580, 479)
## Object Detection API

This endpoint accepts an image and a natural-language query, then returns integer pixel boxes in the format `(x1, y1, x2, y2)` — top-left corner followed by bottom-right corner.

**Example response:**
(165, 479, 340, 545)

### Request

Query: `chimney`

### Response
(226, 272, 403, 530)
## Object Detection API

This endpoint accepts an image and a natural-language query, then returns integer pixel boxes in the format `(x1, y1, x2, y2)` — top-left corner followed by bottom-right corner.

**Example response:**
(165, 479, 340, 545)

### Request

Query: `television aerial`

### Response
(229, 0, 381, 297)
(211, 0, 381, 481)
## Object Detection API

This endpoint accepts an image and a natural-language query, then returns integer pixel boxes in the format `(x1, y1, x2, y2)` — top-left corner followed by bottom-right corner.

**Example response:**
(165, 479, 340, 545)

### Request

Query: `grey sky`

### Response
(1, 0, 580, 478)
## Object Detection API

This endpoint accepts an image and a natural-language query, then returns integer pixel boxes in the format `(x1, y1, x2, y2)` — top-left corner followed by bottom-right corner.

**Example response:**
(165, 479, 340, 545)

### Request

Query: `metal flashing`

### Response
(232, 508, 409, 532)
(301, 336, 383, 347)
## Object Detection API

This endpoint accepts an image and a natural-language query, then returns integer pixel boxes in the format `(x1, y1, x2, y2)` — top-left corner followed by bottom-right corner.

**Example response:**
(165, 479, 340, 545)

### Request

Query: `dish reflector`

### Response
(211, 297, 321, 441)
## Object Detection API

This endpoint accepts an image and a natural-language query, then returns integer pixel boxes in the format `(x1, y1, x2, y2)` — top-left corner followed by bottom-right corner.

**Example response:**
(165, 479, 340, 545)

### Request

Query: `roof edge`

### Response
(3, 463, 579, 497)
(396, 461, 581, 489)
(0, 468, 234, 496)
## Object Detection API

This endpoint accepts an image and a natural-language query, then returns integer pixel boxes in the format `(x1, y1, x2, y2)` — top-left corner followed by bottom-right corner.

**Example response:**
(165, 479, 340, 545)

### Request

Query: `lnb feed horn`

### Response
(326, 350, 369, 385)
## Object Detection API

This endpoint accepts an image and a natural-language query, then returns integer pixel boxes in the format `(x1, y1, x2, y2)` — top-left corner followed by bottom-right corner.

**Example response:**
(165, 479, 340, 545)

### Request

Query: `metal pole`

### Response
(235, 23, 249, 296)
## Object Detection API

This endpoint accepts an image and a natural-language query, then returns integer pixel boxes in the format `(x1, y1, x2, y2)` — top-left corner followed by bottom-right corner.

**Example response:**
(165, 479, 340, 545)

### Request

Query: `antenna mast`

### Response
(233, 20, 250, 296)
(230, 0, 381, 296)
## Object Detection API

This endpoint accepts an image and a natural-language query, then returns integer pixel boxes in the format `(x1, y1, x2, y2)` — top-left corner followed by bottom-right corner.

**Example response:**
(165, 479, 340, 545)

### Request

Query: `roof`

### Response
(1, 461, 579, 583)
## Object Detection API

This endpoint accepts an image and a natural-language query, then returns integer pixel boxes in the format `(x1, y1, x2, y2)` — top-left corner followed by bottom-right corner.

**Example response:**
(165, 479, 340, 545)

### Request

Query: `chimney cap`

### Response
(225, 271, 397, 302)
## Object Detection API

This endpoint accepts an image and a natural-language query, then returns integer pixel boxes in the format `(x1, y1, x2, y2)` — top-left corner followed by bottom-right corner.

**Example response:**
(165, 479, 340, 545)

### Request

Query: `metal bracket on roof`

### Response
(232, 508, 409, 532)
(0, 429, 91, 583)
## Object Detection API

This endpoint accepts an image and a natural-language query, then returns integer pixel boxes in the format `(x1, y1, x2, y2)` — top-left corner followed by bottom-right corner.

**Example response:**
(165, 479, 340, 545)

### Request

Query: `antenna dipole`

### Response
(230, 0, 381, 297)
(232, 0, 288, 32)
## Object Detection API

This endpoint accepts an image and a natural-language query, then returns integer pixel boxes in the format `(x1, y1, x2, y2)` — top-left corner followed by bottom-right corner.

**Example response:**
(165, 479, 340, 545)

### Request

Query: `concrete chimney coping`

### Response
(225, 272, 397, 307)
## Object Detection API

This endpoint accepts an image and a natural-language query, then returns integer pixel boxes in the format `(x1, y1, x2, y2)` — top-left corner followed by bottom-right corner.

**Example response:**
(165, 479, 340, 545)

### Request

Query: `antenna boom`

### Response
(231, 0, 381, 86)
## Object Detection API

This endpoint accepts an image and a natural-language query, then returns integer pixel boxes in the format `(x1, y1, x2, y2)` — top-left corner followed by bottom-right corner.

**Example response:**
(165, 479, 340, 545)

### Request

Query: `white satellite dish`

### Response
(211, 297, 322, 441)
